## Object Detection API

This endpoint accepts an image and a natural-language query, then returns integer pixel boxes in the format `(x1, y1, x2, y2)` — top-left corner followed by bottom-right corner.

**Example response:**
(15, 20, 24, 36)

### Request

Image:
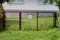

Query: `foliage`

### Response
(0, 4, 3, 16)
(0, 0, 9, 31)
(0, 0, 9, 16)
(43, 0, 60, 9)
(6, 14, 60, 30)
(0, 28, 60, 40)
(5, 0, 9, 2)
(43, 0, 54, 4)
(55, 0, 60, 9)
(6, 17, 53, 31)
(0, 0, 9, 4)
(1, 16, 59, 40)
(0, 0, 3, 4)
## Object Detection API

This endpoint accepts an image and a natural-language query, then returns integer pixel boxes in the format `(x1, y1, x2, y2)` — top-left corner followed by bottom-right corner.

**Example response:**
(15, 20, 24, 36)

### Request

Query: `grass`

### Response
(0, 28, 60, 40)
(0, 16, 60, 40)
(6, 18, 19, 30)
(6, 17, 54, 31)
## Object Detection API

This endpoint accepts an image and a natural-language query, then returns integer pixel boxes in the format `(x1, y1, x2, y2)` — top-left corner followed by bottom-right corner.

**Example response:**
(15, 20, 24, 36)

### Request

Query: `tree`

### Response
(0, 0, 9, 31)
(0, 0, 9, 4)
(0, 0, 3, 5)
(43, 0, 60, 9)
(55, 0, 60, 9)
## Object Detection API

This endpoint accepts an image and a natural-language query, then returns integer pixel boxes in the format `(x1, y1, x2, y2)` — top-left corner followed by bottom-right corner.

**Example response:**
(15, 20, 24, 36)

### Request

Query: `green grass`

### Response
(0, 16, 59, 40)
(0, 28, 60, 40)
(6, 17, 54, 30)
(6, 16, 60, 31)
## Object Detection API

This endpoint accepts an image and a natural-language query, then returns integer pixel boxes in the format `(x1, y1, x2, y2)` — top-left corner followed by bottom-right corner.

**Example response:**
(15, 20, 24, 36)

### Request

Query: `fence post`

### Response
(53, 12, 57, 28)
(19, 12, 21, 30)
(37, 12, 38, 31)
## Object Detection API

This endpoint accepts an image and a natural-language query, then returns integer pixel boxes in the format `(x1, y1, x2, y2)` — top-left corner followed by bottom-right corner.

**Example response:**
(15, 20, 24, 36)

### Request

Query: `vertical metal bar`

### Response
(53, 12, 57, 28)
(2, 11, 6, 30)
(37, 12, 38, 31)
(19, 12, 21, 30)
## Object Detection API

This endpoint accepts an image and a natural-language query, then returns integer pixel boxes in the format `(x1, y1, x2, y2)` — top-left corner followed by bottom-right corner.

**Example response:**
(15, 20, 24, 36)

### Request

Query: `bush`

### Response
(0, 4, 3, 31)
